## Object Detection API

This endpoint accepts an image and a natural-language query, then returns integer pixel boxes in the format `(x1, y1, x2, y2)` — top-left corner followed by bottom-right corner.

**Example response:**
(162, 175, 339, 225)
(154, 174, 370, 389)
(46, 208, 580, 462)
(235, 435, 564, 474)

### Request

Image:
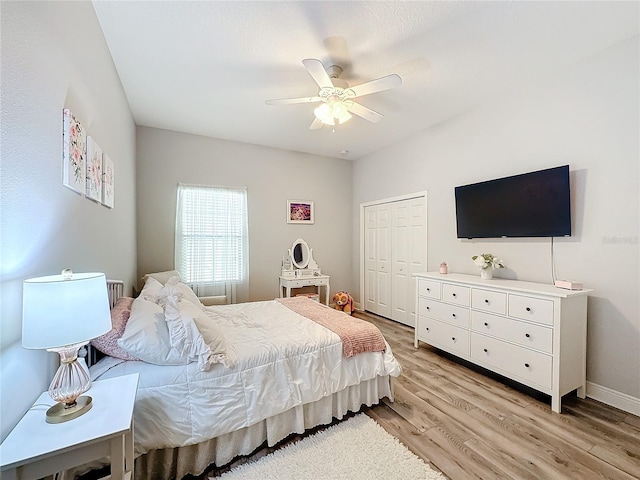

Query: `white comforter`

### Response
(92, 300, 401, 454)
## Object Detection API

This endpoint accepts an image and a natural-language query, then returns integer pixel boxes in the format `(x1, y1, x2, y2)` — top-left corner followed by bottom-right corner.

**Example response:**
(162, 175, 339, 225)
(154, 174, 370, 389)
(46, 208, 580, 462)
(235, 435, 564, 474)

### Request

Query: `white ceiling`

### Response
(92, 1, 638, 160)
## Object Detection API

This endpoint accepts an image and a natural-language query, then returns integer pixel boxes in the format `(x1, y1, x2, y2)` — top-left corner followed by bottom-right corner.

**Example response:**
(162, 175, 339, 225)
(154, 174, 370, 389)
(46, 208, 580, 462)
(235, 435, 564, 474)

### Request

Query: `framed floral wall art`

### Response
(287, 200, 314, 224)
(102, 154, 114, 208)
(62, 109, 87, 195)
(86, 136, 103, 203)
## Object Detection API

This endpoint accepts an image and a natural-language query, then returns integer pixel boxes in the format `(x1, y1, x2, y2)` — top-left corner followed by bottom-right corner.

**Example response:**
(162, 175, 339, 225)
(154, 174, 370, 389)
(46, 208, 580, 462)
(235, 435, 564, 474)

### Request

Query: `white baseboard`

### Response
(587, 382, 640, 416)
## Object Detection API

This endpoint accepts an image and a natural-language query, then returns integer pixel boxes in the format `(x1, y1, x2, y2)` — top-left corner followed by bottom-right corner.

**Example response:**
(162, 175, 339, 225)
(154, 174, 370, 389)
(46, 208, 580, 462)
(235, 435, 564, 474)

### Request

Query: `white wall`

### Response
(136, 127, 353, 302)
(0, 2, 137, 440)
(353, 37, 639, 402)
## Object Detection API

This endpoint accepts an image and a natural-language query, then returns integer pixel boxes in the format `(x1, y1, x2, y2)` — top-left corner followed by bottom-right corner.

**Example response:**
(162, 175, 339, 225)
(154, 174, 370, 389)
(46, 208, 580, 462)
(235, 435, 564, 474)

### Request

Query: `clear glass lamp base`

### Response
(46, 342, 93, 424)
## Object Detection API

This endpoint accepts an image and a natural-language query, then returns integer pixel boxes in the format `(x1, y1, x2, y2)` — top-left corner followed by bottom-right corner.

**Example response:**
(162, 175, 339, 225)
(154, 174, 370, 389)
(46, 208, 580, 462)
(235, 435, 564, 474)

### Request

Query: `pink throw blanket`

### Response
(277, 297, 386, 357)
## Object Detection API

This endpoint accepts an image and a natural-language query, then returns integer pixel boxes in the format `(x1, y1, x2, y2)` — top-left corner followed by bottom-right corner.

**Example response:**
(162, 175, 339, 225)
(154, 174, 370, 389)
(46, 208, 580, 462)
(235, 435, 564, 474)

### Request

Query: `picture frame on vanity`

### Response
(287, 200, 314, 224)
(85, 136, 103, 203)
(62, 109, 87, 195)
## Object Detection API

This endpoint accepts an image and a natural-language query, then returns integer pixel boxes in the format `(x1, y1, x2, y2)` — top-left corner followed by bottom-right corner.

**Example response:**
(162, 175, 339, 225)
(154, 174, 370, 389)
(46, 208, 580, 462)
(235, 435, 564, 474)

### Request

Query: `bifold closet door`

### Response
(391, 198, 426, 326)
(364, 203, 392, 319)
(364, 196, 426, 326)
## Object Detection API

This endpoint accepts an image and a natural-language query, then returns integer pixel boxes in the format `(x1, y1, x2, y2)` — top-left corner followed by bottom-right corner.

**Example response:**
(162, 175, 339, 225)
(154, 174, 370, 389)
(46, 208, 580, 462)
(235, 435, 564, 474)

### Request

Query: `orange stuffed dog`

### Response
(333, 291, 354, 315)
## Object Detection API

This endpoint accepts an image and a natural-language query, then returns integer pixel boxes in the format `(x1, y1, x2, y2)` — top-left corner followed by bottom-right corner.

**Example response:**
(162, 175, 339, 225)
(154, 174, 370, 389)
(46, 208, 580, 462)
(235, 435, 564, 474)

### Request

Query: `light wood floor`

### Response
(204, 310, 640, 479)
(359, 310, 640, 480)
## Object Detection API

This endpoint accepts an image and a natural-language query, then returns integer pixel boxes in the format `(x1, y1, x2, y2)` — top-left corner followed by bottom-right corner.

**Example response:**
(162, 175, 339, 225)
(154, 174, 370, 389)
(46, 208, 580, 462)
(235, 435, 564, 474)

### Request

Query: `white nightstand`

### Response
(0, 373, 139, 480)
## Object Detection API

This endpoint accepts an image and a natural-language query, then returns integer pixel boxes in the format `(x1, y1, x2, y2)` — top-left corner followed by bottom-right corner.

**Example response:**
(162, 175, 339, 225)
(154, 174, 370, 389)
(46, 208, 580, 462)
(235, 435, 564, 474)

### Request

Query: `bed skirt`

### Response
(69, 375, 394, 480)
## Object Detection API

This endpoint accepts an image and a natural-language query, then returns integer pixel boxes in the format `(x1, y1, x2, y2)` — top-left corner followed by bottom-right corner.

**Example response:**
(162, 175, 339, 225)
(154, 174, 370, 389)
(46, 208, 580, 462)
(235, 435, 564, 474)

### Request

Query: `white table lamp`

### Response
(22, 270, 112, 423)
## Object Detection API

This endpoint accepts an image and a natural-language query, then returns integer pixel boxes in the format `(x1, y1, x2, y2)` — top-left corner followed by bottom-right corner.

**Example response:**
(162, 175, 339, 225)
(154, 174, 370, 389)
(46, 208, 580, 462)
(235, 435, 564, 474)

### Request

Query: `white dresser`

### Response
(414, 272, 591, 413)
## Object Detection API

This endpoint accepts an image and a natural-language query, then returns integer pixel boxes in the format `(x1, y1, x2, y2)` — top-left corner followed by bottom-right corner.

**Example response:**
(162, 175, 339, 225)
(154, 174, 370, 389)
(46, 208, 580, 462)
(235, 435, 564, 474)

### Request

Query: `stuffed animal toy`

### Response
(333, 291, 354, 315)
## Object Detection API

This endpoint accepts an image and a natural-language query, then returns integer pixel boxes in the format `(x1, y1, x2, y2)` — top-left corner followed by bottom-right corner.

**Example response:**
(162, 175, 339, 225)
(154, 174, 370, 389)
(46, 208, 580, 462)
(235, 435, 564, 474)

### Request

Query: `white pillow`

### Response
(141, 269, 182, 286)
(163, 276, 203, 309)
(139, 276, 164, 302)
(161, 294, 235, 370)
(117, 296, 190, 366)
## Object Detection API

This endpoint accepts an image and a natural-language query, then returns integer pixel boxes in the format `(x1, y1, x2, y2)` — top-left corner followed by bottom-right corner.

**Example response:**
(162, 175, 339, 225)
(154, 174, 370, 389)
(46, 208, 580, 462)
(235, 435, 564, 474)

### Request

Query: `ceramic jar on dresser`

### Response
(414, 272, 591, 413)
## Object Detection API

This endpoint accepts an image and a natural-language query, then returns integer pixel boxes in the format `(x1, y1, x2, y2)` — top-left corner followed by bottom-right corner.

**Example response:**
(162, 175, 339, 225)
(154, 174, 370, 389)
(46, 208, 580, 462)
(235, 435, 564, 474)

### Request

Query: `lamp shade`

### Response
(22, 272, 112, 349)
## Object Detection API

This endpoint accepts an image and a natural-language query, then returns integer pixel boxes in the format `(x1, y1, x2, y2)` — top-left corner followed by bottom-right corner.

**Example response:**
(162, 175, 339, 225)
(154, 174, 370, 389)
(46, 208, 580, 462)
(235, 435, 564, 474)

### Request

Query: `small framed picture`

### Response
(287, 200, 314, 224)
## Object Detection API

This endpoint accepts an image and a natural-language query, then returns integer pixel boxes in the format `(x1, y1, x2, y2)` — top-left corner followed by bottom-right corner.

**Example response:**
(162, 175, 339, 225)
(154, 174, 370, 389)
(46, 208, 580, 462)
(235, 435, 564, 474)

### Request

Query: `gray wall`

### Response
(136, 127, 353, 302)
(0, 1, 137, 439)
(353, 37, 639, 403)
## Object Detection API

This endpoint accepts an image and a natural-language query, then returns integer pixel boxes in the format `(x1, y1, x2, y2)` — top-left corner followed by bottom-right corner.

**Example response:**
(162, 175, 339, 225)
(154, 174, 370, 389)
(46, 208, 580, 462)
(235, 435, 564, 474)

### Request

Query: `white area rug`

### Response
(216, 414, 446, 479)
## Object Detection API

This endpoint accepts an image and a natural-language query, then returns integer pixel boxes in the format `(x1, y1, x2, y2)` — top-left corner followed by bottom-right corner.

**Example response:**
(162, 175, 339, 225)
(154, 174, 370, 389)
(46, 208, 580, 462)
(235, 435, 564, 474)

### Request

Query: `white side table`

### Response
(279, 275, 331, 305)
(0, 373, 139, 480)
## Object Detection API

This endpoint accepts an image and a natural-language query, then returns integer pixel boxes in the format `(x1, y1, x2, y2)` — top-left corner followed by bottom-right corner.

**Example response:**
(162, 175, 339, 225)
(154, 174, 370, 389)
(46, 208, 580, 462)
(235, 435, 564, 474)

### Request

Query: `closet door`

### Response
(391, 197, 426, 326)
(364, 196, 426, 327)
(364, 204, 392, 318)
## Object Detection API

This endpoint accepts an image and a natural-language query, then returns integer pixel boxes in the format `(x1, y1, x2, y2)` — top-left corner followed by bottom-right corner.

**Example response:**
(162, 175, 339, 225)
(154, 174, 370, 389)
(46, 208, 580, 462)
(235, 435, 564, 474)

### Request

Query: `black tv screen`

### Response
(455, 165, 571, 239)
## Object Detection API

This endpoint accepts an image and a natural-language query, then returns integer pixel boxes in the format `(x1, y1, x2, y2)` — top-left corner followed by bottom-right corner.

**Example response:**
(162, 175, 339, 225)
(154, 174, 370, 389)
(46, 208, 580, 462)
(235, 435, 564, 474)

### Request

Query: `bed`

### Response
(78, 277, 402, 480)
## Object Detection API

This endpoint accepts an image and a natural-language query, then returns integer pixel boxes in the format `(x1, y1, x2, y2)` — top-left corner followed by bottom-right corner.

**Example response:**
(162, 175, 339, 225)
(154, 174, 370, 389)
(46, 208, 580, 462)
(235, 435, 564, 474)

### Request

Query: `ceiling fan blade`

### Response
(302, 59, 333, 89)
(265, 96, 322, 105)
(347, 102, 384, 123)
(348, 74, 402, 98)
(309, 117, 324, 130)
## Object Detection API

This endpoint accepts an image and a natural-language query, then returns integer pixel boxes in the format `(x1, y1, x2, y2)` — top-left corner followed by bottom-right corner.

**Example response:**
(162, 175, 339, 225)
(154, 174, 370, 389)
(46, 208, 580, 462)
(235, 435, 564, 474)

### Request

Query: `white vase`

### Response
(480, 268, 493, 280)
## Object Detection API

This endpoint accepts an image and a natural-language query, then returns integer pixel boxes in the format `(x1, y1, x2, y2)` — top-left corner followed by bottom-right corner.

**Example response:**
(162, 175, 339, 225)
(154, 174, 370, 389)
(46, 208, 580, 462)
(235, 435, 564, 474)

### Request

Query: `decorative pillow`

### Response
(160, 294, 235, 370)
(117, 296, 191, 366)
(91, 297, 140, 361)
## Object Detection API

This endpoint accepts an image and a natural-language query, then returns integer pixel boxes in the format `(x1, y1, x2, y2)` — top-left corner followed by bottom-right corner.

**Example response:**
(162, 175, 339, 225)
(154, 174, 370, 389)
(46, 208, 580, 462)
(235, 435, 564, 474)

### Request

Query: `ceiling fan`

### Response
(265, 59, 402, 130)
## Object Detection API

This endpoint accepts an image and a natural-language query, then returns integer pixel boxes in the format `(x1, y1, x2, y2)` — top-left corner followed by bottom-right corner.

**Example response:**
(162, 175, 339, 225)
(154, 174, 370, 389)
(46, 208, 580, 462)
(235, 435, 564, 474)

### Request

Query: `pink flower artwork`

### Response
(86, 136, 103, 203)
(62, 109, 86, 194)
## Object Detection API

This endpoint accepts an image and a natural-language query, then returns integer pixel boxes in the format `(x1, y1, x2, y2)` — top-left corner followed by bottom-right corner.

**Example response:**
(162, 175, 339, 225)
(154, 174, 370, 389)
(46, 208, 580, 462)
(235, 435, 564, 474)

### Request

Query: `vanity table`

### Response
(279, 274, 331, 305)
(279, 238, 331, 305)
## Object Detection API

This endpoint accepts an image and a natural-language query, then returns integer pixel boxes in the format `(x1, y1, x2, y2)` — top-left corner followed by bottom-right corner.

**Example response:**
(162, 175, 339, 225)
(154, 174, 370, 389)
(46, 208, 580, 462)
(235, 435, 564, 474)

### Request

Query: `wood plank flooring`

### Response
(204, 310, 640, 479)
(359, 310, 640, 480)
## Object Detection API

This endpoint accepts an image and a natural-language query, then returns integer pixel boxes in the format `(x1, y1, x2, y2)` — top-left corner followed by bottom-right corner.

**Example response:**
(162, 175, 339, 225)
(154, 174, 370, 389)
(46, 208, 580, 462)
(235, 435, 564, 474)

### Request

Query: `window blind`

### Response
(175, 184, 248, 292)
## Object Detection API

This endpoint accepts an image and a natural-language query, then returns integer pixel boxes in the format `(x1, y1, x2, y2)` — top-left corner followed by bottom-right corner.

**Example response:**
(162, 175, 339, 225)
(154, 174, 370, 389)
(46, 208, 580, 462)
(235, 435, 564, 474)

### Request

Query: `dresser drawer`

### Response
(418, 279, 441, 299)
(417, 316, 469, 357)
(471, 288, 507, 315)
(508, 294, 554, 326)
(441, 284, 470, 306)
(418, 298, 469, 328)
(471, 333, 552, 389)
(471, 311, 553, 353)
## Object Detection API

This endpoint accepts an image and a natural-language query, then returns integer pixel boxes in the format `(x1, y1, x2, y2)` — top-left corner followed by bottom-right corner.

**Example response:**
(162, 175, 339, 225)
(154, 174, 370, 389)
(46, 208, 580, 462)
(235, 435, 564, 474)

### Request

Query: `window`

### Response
(175, 184, 248, 302)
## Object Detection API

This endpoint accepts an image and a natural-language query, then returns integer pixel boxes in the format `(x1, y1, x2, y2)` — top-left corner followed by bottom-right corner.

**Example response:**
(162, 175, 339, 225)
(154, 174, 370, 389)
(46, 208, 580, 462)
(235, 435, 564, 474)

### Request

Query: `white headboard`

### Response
(107, 279, 124, 308)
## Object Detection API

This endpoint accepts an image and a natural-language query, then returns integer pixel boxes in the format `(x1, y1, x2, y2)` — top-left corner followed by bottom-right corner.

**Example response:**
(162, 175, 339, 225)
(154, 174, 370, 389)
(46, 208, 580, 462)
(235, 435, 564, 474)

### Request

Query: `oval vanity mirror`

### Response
(291, 238, 310, 269)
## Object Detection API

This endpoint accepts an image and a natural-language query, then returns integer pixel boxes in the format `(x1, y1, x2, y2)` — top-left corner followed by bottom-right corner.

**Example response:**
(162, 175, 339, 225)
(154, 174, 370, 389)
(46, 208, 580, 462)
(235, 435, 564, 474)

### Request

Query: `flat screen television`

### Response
(455, 165, 571, 239)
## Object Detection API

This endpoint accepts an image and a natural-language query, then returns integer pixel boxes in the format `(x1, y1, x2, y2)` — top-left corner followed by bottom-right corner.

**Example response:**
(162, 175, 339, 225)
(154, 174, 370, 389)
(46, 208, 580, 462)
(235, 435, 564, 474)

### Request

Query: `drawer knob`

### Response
(483, 348, 488, 353)
(525, 333, 531, 338)
(526, 307, 531, 312)
(452, 293, 457, 297)
(426, 306, 430, 311)
(426, 288, 430, 292)
(524, 363, 530, 368)
(425, 327, 430, 331)
(484, 322, 489, 327)
(452, 313, 456, 318)
(484, 299, 489, 304)
(451, 337, 456, 341)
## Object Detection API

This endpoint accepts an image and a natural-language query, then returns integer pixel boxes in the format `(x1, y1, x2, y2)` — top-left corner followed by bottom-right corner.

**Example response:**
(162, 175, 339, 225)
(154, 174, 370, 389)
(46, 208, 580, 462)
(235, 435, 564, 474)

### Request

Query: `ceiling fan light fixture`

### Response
(314, 99, 352, 126)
